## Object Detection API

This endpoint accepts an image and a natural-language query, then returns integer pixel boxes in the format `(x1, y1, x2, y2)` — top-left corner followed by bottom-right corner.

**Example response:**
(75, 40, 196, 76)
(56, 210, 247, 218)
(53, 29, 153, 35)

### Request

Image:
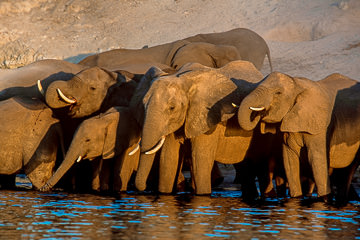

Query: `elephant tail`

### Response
(266, 47, 273, 72)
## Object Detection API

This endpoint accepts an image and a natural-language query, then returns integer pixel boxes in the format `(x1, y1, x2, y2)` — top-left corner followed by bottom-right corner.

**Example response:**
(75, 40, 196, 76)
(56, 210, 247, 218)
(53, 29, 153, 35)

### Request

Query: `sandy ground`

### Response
(0, 0, 359, 81)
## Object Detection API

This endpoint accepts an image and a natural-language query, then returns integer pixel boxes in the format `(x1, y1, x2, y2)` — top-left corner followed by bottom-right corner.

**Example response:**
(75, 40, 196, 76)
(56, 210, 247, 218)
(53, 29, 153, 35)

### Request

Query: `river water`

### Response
(0, 178, 359, 239)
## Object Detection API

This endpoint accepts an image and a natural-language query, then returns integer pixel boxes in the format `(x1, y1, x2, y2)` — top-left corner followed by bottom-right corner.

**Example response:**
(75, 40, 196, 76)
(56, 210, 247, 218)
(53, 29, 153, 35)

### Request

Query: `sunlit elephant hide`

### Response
(237, 71, 360, 202)
(79, 40, 242, 74)
(132, 61, 281, 198)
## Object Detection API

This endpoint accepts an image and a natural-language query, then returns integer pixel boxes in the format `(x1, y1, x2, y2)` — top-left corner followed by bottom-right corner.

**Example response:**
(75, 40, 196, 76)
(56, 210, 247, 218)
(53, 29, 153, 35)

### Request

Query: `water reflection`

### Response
(0, 189, 359, 239)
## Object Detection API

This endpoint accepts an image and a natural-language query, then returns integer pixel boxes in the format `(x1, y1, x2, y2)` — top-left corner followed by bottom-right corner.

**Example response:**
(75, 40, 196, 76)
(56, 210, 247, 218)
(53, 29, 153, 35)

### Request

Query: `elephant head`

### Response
(169, 42, 241, 70)
(135, 61, 263, 191)
(40, 107, 140, 191)
(237, 72, 333, 135)
(44, 66, 136, 118)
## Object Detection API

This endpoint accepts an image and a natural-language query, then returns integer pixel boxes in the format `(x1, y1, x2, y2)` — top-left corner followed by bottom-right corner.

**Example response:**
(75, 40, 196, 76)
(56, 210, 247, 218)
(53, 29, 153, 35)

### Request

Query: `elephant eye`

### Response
(169, 106, 175, 111)
(85, 139, 91, 142)
(275, 91, 281, 95)
(90, 87, 96, 91)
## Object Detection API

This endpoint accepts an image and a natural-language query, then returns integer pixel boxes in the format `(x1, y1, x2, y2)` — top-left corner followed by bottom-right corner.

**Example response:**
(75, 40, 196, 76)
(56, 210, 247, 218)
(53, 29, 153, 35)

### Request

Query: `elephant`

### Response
(40, 106, 141, 192)
(237, 71, 360, 201)
(132, 60, 280, 197)
(79, 28, 272, 73)
(184, 27, 273, 71)
(0, 96, 63, 190)
(78, 41, 241, 73)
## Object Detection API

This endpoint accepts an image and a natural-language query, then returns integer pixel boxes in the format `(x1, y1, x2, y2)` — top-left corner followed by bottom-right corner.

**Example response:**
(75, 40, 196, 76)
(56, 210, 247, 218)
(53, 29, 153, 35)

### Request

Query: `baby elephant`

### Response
(40, 106, 141, 192)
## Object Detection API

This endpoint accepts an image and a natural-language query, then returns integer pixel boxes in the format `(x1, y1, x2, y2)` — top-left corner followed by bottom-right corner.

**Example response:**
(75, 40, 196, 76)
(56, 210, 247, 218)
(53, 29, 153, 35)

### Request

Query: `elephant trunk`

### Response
(237, 86, 270, 131)
(45, 80, 77, 109)
(40, 144, 83, 191)
(135, 153, 156, 191)
(136, 106, 167, 191)
(140, 108, 166, 152)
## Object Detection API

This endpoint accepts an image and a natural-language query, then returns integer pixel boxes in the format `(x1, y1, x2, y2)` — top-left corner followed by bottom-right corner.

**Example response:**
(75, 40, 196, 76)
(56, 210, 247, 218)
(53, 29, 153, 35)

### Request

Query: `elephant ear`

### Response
(101, 110, 120, 159)
(208, 45, 241, 67)
(164, 40, 190, 66)
(280, 84, 332, 135)
(184, 71, 239, 138)
(99, 67, 123, 84)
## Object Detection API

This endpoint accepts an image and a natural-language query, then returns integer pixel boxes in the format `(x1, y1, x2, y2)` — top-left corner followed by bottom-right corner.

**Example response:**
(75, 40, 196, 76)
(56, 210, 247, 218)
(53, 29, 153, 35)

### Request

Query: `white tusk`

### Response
(37, 80, 44, 96)
(128, 142, 140, 156)
(145, 136, 166, 155)
(76, 156, 82, 162)
(56, 88, 76, 104)
(232, 103, 239, 108)
(249, 106, 265, 111)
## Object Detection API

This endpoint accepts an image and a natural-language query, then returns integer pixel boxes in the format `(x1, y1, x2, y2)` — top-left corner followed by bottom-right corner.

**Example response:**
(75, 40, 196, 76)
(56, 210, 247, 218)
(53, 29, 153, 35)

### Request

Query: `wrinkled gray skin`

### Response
(0, 97, 63, 190)
(237, 72, 360, 200)
(134, 61, 275, 195)
(79, 41, 241, 73)
(40, 107, 141, 192)
(184, 28, 272, 71)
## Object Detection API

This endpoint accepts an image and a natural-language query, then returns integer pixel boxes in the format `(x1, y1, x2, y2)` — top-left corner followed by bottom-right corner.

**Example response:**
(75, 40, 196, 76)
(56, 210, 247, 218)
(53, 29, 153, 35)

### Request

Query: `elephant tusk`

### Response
(56, 88, 76, 104)
(232, 103, 239, 108)
(249, 106, 265, 111)
(76, 156, 82, 162)
(128, 142, 140, 156)
(145, 136, 166, 155)
(37, 80, 44, 96)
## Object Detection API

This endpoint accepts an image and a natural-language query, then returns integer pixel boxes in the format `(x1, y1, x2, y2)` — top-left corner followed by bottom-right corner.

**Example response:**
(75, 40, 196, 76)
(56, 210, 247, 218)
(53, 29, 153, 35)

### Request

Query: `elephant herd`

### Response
(0, 28, 358, 204)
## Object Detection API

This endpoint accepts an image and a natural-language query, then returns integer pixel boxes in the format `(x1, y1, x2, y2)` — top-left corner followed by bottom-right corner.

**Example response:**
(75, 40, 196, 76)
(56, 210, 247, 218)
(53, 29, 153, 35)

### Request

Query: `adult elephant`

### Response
(79, 41, 241, 73)
(237, 72, 360, 201)
(133, 60, 278, 196)
(0, 97, 63, 190)
(184, 28, 272, 71)
(40, 107, 141, 192)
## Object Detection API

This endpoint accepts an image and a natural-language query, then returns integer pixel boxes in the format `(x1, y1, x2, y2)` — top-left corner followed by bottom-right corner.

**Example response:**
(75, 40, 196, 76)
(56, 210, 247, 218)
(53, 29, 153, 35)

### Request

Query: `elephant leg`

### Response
(91, 158, 102, 192)
(233, 158, 259, 200)
(304, 133, 331, 198)
(283, 133, 303, 198)
(114, 149, 140, 192)
(262, 156, 277, 198)
(333, 153, 360, 203)
(99, 159, 113, 192)
(158, 133, 181, 193)
(190, 133, 218, 195)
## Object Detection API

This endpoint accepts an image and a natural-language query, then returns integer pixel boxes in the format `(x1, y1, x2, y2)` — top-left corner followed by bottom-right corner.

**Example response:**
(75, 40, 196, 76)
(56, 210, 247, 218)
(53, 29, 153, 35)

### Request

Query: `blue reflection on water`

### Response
(0, 189, 359, 239)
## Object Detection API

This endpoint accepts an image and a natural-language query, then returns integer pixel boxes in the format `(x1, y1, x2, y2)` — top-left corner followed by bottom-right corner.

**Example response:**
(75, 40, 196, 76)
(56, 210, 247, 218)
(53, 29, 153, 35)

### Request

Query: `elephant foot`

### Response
(318, 193, 334, 204)
(264, 188, 277, 198)
(39, 183, 52, 192)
